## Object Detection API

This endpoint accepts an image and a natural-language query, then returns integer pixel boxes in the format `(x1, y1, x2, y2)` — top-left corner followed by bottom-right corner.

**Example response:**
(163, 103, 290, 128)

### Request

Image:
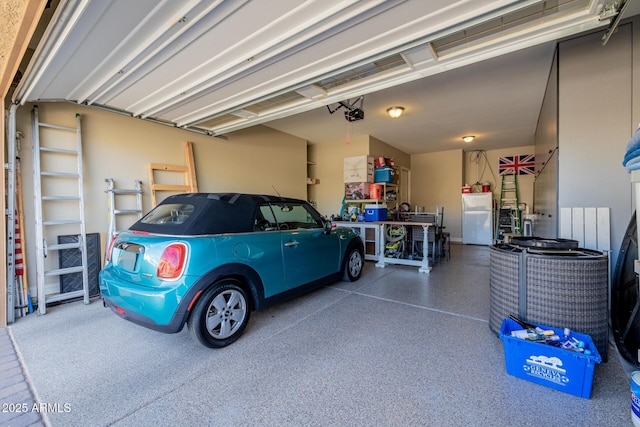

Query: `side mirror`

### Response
(324, 220, 333, 234)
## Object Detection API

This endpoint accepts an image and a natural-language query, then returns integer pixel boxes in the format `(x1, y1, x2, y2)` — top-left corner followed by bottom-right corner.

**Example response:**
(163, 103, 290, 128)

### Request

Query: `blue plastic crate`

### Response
(499, 318, 602, 398)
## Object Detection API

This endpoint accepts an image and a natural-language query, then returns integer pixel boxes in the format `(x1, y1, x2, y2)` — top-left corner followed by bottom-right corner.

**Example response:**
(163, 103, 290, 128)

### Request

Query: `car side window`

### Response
(270, 202, 324, 230)
(254, 204, 278, 231)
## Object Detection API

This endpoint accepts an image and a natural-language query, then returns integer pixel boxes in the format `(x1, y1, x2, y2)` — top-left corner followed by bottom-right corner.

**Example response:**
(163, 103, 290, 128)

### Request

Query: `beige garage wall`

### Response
(369, 136, 410, 167)
(307, 134, 411, 217)
(307, 134, 369, 217)
(463, 145, 536, 215)
(410, 149, 464, 240)
(15, 102, 307, 299)
(398, 145, 536, 242)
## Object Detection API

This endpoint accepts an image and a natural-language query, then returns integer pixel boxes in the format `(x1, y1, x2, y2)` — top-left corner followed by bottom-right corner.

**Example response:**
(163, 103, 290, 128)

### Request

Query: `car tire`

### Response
(187, 280, 250, 348)
(342, 245, 364, 282)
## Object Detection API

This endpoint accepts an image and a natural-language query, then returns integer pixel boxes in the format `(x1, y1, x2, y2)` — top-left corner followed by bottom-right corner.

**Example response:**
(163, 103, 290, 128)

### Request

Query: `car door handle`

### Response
(284, 241, 299, 247)
(339, 235, 347, 240)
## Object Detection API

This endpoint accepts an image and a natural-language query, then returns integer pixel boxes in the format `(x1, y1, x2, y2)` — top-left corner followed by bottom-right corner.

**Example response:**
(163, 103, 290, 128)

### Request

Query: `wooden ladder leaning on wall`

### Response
(148, 141, 199, 208)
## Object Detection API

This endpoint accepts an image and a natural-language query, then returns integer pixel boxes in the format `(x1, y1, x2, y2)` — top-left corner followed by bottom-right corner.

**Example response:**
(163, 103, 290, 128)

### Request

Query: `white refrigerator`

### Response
(462, 193, 493, 245)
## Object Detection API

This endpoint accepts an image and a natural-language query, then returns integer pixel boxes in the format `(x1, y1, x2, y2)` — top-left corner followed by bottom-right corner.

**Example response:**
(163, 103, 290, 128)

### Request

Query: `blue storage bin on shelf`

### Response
(365, 205, 387, 222)
(374, 166, 394, 183)
(499, 318, 601, 398)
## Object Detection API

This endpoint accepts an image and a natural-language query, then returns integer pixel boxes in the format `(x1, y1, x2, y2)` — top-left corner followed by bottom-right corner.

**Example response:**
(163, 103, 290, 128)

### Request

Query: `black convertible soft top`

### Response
(130, 193, 308, 235)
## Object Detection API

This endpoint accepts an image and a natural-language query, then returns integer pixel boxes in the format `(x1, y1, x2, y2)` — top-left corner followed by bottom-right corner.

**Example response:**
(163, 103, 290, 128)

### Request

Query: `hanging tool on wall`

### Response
(13, 214, 27, 317)
(15, 151, 31, 314)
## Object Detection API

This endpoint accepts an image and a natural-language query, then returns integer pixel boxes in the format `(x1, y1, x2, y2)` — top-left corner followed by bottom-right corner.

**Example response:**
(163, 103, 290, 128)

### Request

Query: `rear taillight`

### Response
(157, 243, 187, 280)
(105, 236, 117, 263)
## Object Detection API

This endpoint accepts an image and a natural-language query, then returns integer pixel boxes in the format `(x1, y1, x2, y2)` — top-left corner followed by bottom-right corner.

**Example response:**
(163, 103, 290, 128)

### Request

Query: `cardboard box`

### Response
(499, 318, 601, 398)
(345, 182, 372, 200)
(344, 156, 374, 183)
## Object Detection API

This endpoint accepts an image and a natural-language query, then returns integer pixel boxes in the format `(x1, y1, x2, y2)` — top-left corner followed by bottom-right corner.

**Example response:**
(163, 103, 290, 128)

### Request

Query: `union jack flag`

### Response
(499, 154, 535, 175)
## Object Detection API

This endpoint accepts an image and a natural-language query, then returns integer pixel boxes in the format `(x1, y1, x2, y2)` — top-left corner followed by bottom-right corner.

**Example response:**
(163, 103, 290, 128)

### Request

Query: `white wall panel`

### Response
(560, 207, 611, 252)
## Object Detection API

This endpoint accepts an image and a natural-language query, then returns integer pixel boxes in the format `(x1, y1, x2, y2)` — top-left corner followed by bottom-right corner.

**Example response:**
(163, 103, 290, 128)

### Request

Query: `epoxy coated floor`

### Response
(2, 244, 633, 426)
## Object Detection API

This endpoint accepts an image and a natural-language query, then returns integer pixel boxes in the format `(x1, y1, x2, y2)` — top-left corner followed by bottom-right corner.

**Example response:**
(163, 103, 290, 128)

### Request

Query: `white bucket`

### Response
(632, 371, 640, 426)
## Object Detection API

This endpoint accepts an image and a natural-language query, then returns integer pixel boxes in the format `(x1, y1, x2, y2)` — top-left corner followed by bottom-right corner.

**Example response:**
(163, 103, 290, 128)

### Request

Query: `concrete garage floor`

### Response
(2, 244, 634, 426)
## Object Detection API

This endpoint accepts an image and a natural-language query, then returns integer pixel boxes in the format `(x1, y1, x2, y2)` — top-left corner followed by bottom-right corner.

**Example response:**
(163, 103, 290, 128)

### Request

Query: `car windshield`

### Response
(141, 203, 195, 225)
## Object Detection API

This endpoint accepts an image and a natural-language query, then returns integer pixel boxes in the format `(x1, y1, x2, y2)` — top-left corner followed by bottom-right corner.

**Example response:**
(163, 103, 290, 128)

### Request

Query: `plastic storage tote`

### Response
(499, 318, 601, 398)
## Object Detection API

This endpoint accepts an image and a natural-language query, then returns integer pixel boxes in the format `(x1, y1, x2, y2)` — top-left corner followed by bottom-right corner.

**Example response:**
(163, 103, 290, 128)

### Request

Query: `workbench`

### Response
(375, 221, 433, 273)
(335, 220, 434, 273)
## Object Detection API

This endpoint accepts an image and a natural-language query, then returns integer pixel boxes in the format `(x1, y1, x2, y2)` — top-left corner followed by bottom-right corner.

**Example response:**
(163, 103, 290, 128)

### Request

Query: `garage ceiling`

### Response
(12, 0, 635, 153)
(267, 41, 558, 153)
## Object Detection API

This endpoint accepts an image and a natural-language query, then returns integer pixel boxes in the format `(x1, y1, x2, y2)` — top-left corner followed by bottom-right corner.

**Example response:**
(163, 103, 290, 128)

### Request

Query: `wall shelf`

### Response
(344, 182, 399, 205)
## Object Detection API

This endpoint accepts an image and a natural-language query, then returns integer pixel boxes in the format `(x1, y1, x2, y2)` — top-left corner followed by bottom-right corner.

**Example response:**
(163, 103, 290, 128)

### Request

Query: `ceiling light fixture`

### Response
(386, 106, 404, 118)
(462, 135, 475, 143)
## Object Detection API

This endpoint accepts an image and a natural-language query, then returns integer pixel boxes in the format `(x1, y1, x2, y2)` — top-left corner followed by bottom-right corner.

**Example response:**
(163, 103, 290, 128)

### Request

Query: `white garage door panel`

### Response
(109, 0, 314, 113)
(15, 0, 613, 136)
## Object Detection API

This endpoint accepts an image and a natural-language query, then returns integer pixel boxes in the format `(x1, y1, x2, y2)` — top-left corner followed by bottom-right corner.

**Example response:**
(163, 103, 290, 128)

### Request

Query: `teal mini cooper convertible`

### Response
(99, 193, 364, 348)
